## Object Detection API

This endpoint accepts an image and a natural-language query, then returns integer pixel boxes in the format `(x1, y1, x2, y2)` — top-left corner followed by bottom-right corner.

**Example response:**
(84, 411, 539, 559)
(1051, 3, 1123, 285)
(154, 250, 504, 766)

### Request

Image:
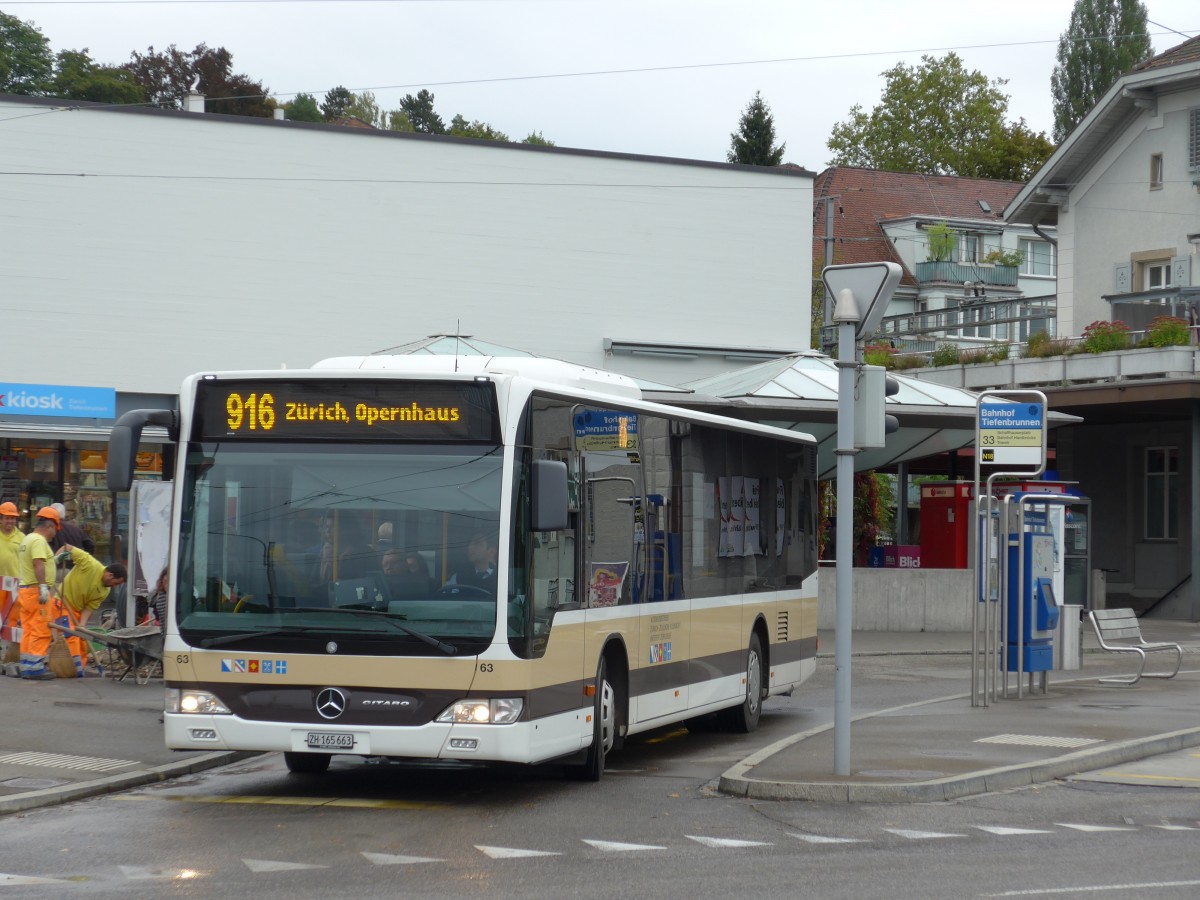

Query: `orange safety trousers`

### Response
(16, 588, 86, 676)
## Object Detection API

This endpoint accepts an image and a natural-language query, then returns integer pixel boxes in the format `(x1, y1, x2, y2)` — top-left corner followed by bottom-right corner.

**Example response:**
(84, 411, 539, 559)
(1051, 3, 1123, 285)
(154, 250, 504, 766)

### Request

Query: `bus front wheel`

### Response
(284, 751, 332, 774)
(573, 656, 617, 781)
(721, 632, 764, 733)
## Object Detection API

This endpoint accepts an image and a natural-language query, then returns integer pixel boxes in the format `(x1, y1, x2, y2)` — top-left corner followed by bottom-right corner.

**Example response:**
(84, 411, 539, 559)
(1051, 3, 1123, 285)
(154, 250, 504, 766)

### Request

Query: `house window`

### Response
(1189, 108, 1200, 170)
(1150, 153, 1164, 190)
(1019, 239, 1056, 276)
(1145, 447, 1178, 540)
(959, 234, 979, 263)
(1145, 262, 1170, 290)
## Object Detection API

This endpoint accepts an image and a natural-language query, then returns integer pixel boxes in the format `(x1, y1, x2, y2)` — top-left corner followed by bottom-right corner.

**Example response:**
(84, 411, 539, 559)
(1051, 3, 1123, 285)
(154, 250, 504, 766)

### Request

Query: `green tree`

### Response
(522, 130, 555, 146)
(320, 85, 353, 121)
(0, 11, 53, 94)
(399, 89, 445, 134)
(125, 43, 271, 117)
(345, 90, 384, 127)
(52, 49, 144, 104)
(727, 91, 785, 165)
(826, 53, 1053, 180)
(285, 91, 322, 123)
(448, 113, 509, 141)
(1051, 0, 1153, 142)
(386, 109, 414, 132)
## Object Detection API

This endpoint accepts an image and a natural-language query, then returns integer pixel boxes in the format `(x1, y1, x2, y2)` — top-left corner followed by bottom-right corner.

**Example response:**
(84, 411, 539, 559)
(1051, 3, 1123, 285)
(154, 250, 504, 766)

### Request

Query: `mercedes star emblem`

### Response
(326, 641, 338, 654)
(315, 688, 347, 720)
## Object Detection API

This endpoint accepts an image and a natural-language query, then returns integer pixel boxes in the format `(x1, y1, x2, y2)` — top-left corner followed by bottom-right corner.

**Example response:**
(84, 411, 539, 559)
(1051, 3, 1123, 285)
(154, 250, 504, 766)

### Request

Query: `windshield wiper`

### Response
(198, 628, 292, 649)
(291, 607, 458, 656)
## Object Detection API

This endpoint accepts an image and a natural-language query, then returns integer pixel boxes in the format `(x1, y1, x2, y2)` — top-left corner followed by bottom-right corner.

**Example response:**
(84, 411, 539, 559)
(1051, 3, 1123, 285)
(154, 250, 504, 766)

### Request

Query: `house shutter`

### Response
(1171, 255, 1192, 288)
(1114, 263, 1131, 293)
(1191, 108, 1200, 170)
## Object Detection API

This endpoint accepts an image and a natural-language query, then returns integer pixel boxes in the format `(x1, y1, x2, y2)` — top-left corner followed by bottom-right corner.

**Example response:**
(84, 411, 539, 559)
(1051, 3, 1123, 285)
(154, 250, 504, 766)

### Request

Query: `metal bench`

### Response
(1087, 608, 1182, 686)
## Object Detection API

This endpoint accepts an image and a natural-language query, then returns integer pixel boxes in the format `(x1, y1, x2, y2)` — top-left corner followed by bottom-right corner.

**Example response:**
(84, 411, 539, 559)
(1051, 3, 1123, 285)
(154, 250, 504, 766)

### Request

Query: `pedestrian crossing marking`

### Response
(243, 859, 328, 873)
(582, 839, 667, 852)
(884, 828, 966, 840)
(685, 835, 772, 848)
(0, 751, 138, 772)
(475, 846, 561, 859)
(361, 852, 445, 865)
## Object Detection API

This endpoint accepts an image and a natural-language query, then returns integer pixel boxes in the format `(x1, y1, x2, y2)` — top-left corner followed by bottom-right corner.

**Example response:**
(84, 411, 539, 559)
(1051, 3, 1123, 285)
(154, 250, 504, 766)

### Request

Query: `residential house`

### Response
(813, 167, 1058, 354)
(954, 34, 1200, 619)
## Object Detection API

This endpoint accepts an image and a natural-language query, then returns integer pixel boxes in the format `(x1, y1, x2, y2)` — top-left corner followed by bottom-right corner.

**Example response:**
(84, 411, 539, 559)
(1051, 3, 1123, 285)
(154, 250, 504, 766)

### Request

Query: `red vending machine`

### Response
(920, 482, 973, 569)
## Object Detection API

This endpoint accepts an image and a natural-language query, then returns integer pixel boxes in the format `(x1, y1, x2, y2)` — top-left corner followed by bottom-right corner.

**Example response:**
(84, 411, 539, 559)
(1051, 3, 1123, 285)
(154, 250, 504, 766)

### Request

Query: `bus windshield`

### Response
(175, 441, 503, 656)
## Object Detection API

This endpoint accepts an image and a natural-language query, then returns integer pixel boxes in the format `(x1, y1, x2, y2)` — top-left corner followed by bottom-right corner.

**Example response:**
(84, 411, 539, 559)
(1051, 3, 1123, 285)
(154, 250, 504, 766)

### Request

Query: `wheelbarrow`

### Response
(50, 622, 164, 684)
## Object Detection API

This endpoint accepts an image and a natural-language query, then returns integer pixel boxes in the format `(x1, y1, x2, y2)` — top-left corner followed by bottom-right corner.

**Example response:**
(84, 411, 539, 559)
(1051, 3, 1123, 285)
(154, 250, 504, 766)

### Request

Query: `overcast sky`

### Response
(6, 0, 1198, 170)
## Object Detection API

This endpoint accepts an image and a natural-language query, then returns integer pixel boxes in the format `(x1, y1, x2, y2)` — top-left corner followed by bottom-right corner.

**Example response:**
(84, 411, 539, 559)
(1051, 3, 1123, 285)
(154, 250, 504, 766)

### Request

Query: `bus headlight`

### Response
(166, 688, 232, 715)
(435, 698, 523, 725)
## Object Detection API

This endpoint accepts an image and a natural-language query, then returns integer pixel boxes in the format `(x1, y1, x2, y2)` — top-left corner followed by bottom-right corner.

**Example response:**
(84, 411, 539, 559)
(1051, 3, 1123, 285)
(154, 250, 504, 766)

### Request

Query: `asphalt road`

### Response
(2, 655, 1198, 898)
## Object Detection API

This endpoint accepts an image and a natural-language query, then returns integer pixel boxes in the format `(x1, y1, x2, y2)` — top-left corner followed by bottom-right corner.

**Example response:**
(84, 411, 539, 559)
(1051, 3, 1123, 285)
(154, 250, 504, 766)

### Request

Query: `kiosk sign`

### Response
(978, 401, 1044, 466)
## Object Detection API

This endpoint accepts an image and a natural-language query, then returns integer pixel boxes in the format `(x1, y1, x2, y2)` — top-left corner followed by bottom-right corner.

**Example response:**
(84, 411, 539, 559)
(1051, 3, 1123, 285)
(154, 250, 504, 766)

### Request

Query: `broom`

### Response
(46, 605, 78, 679)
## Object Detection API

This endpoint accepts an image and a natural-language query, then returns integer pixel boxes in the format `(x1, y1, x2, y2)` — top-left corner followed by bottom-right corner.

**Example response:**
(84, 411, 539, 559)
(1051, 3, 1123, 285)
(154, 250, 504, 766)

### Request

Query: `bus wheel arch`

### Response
(572, 638, 628, 781)
(721, 622, 768, 734)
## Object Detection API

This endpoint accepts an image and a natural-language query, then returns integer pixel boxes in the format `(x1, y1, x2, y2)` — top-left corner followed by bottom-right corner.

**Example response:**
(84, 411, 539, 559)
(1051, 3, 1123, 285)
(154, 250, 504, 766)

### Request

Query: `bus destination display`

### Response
(194, 380, 499, 442)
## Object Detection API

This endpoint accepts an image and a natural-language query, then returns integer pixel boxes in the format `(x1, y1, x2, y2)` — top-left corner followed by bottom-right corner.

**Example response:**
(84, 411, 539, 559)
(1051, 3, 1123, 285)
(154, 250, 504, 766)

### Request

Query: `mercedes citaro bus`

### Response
(107, 356, 819, 780)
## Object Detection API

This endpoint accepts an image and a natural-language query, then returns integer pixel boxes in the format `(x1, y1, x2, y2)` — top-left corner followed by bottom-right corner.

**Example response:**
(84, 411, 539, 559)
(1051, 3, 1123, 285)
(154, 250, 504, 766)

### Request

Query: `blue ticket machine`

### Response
(1005, 531, 1060, 672)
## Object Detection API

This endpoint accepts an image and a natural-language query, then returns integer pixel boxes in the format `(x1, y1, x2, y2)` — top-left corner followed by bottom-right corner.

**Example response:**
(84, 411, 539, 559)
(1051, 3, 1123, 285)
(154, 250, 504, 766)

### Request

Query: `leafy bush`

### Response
(931, 343, 960, 366)
(982, 248, 1025, 267)
(958, 343, 1010, 364)
(890, 353, 927, 371)
(863, 344, 894, 367)
(1139, 315, 1189, 348)
(1021, 330, 1072, 358)
(1080, 320, 1130, 354)
(926, 222, 955, 262)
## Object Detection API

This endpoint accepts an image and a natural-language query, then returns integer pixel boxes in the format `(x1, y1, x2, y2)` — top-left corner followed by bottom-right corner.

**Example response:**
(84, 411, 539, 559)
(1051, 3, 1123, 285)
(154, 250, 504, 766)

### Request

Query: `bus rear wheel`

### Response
(720, 632, 764, 733)
(284, 751, 332, 774)
(573, 656, 617, 781)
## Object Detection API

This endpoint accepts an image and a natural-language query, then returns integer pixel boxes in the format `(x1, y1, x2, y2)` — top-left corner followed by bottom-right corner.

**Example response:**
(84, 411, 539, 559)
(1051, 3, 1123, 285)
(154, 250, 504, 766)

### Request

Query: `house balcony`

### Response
(915, 261, 1018, 287)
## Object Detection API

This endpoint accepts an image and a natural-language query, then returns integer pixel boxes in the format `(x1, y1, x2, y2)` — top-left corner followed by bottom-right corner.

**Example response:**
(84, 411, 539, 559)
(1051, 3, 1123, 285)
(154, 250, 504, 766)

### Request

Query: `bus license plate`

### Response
(306, 732, 354, 750)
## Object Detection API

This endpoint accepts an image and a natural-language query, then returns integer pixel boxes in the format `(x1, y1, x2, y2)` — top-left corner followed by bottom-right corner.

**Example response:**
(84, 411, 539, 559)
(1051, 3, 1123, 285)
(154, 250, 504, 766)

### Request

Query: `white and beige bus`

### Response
(107, 356, 819, 780)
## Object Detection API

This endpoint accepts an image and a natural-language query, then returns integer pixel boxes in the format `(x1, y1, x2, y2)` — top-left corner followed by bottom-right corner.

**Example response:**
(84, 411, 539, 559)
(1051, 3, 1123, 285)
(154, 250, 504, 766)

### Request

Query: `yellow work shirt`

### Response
(61, 546, 110, 614)
(17, 531, 55, 586)
(0, 527, 24, 579)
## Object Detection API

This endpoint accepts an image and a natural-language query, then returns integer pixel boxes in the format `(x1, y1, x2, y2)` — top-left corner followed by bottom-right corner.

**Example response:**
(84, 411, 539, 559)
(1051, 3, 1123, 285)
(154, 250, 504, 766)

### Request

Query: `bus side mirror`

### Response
(531, 459, 568, 532)
(107, 408, 177, 492)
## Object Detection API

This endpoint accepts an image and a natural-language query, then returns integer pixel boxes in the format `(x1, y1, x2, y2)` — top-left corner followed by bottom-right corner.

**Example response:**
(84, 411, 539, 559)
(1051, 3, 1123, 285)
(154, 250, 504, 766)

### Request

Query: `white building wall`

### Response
(1068, 93, 1200, 335)
(0, 100, 812, 393)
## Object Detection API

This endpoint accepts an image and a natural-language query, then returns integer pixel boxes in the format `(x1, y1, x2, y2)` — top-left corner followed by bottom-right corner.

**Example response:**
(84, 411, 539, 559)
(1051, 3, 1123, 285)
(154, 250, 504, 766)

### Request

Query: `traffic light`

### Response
(854, 365, 900, 449)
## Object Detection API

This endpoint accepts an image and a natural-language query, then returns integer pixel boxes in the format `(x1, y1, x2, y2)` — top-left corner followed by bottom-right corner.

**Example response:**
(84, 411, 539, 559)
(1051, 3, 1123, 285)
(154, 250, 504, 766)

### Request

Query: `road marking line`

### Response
(973, 826, 1054, 836)
(243, 859, 327, 873)
(982, 879, 1200, 896)
(1055, 823, 1136, 832)
(685, 835, 772, 848)
(884, 828, 966, 840)
(0, 873, 69, 885)
(788, 833, 864, 844)
(1098, 772, 1200, 783)
(582, 839, 667, 852)
(1147, 824, 1200, 831)
(361, 852, 445, 865)
(475, 846, 561, 859)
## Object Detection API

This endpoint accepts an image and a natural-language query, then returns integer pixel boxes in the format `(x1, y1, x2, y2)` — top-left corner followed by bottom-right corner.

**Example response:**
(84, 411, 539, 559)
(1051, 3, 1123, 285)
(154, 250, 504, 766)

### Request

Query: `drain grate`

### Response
(975, 733, 1102, 749)
(0, 751, 139, 772)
